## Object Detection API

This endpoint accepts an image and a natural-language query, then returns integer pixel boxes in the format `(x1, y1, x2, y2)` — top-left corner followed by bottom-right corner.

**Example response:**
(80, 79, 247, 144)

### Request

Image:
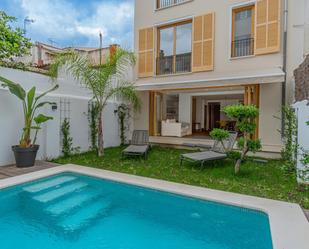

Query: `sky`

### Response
(0, 0, 134, 49)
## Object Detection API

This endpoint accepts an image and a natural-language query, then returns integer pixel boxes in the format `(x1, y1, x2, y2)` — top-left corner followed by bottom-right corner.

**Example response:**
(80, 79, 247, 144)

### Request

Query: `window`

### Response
(231, 5, 255, 58)
(157, 0, 190, 9)
(157, 21, 192, 75)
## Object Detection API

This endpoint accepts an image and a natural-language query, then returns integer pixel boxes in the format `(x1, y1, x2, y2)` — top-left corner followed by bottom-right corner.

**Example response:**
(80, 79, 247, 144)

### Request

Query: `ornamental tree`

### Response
(0, 11, 32, 60)
(223, 104, 261, 174)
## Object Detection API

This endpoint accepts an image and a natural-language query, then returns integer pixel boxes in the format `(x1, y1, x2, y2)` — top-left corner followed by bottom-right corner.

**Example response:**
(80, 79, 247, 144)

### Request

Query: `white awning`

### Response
(136, 68, 285, 91)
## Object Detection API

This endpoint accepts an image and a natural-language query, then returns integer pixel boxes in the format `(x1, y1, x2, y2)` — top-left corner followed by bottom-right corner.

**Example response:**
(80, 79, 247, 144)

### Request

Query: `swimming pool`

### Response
(0, 171, 273, 249)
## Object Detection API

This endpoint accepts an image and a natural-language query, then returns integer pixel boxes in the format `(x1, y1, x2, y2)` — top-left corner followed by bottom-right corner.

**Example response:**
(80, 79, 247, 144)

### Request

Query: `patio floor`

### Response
(0, 160, 59, 179)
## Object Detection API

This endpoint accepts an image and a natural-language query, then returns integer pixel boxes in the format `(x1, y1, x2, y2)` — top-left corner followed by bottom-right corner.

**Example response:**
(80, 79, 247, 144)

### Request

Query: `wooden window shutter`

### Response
(255, 0, 281, 55)
(192, 12, 215, 72)
(138, 27, 154, 77)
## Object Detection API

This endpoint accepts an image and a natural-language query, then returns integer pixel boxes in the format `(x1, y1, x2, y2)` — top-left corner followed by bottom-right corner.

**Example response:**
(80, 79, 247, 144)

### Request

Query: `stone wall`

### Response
(294, 55, 309, 102)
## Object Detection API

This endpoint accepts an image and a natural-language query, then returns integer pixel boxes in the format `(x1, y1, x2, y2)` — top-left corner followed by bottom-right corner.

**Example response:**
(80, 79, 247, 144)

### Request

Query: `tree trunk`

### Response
(97, 110, 104, 157)
(235, 159, 242, 174)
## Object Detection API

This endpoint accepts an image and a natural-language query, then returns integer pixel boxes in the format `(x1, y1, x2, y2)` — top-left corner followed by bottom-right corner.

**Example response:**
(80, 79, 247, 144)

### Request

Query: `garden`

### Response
(0, 10, 308, 211)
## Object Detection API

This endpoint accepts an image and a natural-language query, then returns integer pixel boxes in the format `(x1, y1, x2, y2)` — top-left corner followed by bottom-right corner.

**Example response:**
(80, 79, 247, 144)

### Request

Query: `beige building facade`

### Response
(133, 0, 309, 152)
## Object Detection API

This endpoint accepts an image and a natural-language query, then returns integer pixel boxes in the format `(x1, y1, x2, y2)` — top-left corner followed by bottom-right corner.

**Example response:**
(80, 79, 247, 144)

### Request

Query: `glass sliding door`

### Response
(149, 92, 163, 136)
(157, 21, 192, 75)
(175, 22, 192, 73)
(155, 94, 163, 135)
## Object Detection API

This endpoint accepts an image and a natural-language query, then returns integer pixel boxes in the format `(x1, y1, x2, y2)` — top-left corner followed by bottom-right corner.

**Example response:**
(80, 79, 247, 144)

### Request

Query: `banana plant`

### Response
(0, 76, 59, 148)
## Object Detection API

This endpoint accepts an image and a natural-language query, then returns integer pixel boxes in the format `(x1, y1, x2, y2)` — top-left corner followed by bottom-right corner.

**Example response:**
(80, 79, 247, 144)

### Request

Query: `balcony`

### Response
(231, 38, 254, 58)
(157, 0, 190, 9)
(157, 53, 191, 75)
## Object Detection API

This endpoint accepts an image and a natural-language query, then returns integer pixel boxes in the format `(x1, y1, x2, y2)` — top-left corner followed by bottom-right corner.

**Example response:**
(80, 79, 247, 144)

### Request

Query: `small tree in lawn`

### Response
(49, 48, 141, 157)
(223, 104, 261, 174)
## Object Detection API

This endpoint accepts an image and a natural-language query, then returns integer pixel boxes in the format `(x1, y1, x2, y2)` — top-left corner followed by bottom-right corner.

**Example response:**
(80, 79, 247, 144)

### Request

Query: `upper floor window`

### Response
(157, 21, 192, 75)
(231, 5, 255, 58)
(156, 0, 190, 9)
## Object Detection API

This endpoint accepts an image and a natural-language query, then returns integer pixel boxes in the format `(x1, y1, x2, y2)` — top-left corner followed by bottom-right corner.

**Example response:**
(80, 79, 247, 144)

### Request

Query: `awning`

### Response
(135, 68, 285, 91)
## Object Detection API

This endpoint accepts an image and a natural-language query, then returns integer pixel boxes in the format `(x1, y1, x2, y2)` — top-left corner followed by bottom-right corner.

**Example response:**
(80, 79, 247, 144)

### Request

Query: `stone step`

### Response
(32, 182, 88, 203)
(58, 199, 111, 231)
(45, 191, 100, 216)
(23, 176, 77, 193)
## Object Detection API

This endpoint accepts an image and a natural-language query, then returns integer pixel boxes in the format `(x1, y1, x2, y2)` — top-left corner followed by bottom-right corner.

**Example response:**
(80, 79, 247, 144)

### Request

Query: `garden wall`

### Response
(293, 100, 309, 184)
(0, 67, 124, 166)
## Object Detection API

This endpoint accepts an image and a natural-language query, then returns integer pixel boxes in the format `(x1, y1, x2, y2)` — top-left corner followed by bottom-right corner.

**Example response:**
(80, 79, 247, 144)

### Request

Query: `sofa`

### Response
(161, 120, 191, 137)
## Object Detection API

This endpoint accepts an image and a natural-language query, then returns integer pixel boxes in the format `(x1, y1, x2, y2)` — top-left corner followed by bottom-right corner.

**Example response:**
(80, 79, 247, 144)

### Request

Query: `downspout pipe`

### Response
(282, 0, 288, 137)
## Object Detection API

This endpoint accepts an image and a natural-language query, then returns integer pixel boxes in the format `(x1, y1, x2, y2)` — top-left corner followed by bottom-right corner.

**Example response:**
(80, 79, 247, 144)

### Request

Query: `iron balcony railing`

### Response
(157, 0, 189, 9)
(231, 38, 254, 58)
(157, 52, 191, 75)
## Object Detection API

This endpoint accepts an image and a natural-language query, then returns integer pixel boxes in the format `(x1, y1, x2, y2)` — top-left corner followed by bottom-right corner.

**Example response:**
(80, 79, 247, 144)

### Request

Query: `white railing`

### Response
(157, 0, 189, 9)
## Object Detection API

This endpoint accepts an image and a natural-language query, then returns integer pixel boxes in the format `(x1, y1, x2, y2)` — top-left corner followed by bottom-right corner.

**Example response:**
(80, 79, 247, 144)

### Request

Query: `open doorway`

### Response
(208, 102, 221, 130)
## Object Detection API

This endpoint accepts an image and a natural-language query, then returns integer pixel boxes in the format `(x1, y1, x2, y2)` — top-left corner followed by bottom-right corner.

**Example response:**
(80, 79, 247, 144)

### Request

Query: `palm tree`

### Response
(49, 48, 140, 157)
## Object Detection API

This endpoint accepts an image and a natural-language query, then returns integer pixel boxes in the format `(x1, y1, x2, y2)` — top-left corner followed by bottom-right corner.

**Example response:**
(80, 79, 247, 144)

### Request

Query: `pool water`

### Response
(0, 173, 273, 249)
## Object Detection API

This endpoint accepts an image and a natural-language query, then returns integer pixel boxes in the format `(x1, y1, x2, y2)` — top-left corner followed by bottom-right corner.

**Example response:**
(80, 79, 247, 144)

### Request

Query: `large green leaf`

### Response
(35, 101, 56, 110)
(27, 86, 36, 113)
(35, 84, 59, 101)
(0, 76, 26, 100)
(34, 114, 53, 124)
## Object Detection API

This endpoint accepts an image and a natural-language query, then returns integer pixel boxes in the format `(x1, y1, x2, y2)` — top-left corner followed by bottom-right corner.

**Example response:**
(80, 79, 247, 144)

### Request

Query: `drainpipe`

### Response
(282, 0, 288, 137)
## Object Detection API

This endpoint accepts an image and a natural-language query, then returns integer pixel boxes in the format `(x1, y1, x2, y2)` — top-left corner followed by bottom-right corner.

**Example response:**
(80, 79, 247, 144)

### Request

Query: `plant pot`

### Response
(12, 145, 39, 168)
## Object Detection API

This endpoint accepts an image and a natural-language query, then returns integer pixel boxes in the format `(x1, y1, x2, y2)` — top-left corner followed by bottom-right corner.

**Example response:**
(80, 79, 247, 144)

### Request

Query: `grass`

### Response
(52, 146, 309, 209)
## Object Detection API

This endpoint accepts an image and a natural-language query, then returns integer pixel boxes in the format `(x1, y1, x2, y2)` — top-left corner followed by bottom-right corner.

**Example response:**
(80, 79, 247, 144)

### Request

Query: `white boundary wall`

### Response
(293, 100, 309, 184)
(0, 67, 124, 166)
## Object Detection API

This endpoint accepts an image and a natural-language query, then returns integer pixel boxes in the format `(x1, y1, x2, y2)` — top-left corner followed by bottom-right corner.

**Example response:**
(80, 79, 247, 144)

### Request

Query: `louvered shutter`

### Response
(255, 0, 281, 55)
(138, 27, 154, 77)
(192, 12, 215, 72)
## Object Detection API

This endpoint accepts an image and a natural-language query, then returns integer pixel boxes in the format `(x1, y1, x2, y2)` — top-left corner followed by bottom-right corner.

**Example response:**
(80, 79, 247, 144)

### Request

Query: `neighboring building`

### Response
(133, 0, 309, 153)
(15, 42, 119, 69)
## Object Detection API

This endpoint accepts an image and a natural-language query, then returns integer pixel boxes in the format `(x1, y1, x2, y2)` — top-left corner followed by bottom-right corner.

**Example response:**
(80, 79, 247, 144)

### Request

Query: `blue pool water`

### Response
(0, 173, 273, 249)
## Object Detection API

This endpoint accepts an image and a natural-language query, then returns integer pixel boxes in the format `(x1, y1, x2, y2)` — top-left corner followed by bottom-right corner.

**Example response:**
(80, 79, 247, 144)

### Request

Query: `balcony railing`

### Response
(157, 0, 189, 9)
(157, 53, 191, 75)
(231, 38, 254, 58)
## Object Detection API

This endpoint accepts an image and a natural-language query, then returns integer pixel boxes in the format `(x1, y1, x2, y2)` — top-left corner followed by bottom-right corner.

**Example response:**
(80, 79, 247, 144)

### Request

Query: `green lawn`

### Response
(52, 146, 309, 209)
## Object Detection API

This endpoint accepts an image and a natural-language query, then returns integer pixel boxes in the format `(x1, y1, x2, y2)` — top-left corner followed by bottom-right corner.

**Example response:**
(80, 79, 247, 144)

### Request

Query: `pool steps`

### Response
(22, 175, 111, 232)
(46, 191, 100, 216)
(58, 199, 111, 230)
(22, 176, 77, 193)
(32, 181, 88, 203)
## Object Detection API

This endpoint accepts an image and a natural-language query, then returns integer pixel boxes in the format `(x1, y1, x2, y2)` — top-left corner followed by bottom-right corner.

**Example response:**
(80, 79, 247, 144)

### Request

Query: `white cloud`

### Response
(76, 26, 106, 37)
(19, 0, 134, 48)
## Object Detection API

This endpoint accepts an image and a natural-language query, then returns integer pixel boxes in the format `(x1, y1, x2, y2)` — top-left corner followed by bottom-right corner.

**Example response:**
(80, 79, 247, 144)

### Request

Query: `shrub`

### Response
(224, 104, 261, 174)
(210, 128, 230, 151)
(117, 104, 130, 145)
(61, 118, 73, 157)
(280, 106, 298, 172)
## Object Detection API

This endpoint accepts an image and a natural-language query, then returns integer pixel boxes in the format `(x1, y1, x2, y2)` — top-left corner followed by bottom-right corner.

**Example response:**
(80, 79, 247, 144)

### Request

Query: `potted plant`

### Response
(0, 76, 58, 167)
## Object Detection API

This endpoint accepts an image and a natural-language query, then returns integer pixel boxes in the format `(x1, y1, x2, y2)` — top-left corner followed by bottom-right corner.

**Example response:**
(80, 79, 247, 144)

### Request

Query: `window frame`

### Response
(157, 20, 193, 75)
(155, 0, 192, 11)
(230, 3, 256, 59)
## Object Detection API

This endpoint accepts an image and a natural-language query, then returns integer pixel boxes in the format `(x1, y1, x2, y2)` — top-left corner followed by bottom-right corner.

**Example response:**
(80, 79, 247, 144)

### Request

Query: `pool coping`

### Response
(0, 164, 308, 249)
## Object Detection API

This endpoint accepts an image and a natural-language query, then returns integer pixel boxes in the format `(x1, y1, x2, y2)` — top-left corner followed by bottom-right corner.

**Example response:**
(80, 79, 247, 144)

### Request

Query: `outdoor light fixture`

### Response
(51, 103, 58, 111)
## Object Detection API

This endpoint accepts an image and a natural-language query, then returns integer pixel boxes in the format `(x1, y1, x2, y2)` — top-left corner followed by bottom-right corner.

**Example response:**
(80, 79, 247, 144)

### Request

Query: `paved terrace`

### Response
(0, 161, 58, 179)
(0, 160, 308, 222)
